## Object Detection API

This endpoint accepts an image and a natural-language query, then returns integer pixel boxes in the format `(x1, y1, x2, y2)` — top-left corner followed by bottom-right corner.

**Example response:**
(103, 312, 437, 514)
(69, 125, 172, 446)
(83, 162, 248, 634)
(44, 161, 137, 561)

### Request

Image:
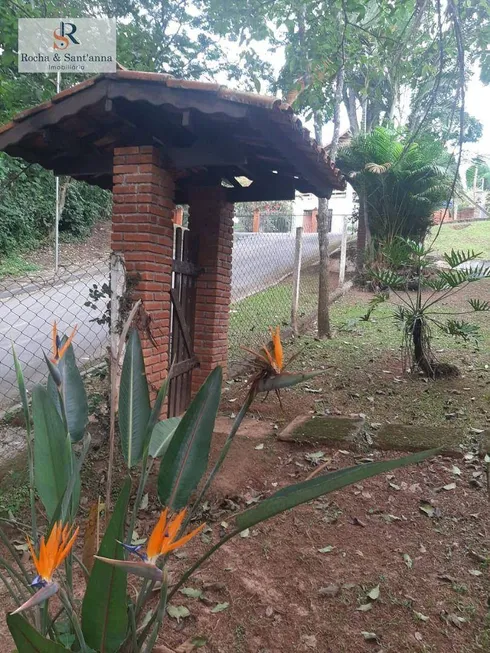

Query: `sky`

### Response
(465, 75, 490, 159)
(219, 26, 490, 173)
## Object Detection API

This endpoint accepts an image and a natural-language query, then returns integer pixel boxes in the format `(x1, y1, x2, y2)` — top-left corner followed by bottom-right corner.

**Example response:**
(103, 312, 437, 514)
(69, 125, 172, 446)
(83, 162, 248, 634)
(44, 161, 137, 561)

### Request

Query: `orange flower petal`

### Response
(164, 509, 186, 543)
(162, 523, 205, 555)
(270, 326, 284, 371)
(29, 522, 79, 582)
(26, 537, 40, 577)
(55, 526, 79, 568)
(51, 321, 58, 361)
(56, 326, 78, 361)
(262, 346, 275, 368)
(146, 509, 167, 560)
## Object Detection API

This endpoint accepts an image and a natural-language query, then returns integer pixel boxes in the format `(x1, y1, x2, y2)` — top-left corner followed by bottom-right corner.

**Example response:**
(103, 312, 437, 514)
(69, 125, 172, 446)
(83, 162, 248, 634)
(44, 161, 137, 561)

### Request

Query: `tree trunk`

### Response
(331, 66, 344, 161)
(314, 66, 344, 339)
(314, 115, 331, 339)
(317, 195, 331, 338)
(343, 86, 359, 135)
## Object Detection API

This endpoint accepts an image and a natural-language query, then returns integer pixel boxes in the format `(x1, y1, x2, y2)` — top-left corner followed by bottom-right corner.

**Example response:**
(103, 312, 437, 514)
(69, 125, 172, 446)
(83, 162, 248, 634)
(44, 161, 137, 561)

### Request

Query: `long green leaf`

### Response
(149, 417, 181, 458)
(145, 375, 171, 449)
(12, 346, 30, 436)
(256, 370, 325, 393)
(81, 478, 131, 653)
(7, 613, 69, 651)
(12, 345, 37, 539)
(46, 343, 88, 442)
(32, 385, 71, 520)
(119, 329, 151, 468)
(60, 344, 88, 442)
(158, 367, 222, 510)
(62, 434, 91, 523)
(235, 449, 439, 531)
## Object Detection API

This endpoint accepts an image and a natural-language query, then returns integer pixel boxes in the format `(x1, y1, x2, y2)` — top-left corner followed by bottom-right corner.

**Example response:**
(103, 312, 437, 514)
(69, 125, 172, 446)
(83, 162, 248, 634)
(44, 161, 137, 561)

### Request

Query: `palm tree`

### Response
(337, 128, 452, 252)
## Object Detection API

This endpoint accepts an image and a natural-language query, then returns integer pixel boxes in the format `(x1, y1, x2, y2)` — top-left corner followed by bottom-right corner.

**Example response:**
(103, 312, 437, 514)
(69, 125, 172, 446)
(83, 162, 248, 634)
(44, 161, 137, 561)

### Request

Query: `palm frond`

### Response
(468, 298, 490, 312)
(443, 249, 483, 269)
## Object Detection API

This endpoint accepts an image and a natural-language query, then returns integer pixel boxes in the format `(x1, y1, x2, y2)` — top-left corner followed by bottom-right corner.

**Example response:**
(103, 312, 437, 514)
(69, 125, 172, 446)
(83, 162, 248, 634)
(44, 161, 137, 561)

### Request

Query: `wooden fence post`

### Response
(291, 226, 303, 335)
(339, 216, 348, 286)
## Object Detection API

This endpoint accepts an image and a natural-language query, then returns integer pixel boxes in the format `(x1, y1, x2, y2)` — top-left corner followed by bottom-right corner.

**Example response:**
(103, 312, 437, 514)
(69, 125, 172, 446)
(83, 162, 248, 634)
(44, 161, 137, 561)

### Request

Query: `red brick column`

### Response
(187, 187, 234, 393)
(111, 145, 175, 393)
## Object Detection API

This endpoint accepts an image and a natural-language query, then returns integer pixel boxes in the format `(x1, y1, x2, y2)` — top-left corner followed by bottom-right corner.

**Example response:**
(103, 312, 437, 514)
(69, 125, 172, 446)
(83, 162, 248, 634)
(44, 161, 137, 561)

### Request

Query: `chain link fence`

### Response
(0, 212, 349, 411)
(0, 254, 109, 412)
(228, 217, 345, 372)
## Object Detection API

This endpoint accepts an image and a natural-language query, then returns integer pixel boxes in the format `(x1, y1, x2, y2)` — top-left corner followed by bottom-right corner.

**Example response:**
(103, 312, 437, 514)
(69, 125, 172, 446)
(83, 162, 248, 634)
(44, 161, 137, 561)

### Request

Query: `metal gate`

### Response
(168, 226, 200, 417)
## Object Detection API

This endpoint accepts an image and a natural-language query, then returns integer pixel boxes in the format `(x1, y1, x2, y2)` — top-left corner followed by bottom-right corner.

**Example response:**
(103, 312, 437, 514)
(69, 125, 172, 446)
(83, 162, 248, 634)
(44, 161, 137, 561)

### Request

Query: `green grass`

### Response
(228, 270, 318, 362)
(0, 470, 30, 516)
(430, 220, 490, 259)
(282, 286, 490, 430)
(0, 253, 40, 279)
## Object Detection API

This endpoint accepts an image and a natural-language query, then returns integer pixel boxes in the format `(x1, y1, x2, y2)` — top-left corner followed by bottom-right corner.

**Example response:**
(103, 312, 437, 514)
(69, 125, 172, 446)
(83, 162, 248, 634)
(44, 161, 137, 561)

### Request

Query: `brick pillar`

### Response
(111, 145, 175, 394)
(187, 187, 234, 393)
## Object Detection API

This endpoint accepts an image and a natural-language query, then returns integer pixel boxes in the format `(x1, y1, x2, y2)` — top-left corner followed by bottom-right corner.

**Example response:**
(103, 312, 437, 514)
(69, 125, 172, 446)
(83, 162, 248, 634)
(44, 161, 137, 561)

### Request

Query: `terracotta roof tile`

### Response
(52, 77, 97, 103)
(12, 100, 53, 122)
(217, 87, 277, 108)
(109, 70, 174, 83)
(0, 70, 346, 190)
(166, 78, 221, 92)
(0, 121, 14, 135)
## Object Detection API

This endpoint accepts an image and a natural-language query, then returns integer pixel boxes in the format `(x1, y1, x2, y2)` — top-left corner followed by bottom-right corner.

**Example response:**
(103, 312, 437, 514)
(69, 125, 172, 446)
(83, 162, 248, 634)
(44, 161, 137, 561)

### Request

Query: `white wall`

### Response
(293, 185, 356, 233)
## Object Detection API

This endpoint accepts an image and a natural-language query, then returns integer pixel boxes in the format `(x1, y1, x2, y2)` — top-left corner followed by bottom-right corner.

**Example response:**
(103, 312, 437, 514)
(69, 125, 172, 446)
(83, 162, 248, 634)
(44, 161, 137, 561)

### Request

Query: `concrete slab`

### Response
(278, 415, 365, 446)
(374, 423, 466, 456)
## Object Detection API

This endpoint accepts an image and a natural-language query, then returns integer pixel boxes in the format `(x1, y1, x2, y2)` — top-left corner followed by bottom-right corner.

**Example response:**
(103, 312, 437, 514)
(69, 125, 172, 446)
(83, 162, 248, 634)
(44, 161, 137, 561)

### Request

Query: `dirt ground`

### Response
(0, 282, 489, 652)
(154, 430, 490, 653)
(23, 220, 111, 276)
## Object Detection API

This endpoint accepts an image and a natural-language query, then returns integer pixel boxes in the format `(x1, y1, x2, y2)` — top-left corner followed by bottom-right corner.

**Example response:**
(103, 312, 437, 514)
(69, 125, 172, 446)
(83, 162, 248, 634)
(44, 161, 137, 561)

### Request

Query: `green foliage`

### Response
(61, 180, 111, 240)
(465, 157, 490, 192)
(81, 478, 131, 653)
(0, 154, 111, 257)
(337, 128, 452, 242)
(118, 328, 151, 469)
(443, 320, 481, 342)
(7, 613, 69, 652)
(32, 385, 72, 521)
(468, 298, 490, 312)
(236, 449, 438, 531)
(149, 417, 181, 458)
(362, 237, 490, 376)
(158, 367, 222, 510)
(47, 342, 88, 443)
(0, 253, 39, 279)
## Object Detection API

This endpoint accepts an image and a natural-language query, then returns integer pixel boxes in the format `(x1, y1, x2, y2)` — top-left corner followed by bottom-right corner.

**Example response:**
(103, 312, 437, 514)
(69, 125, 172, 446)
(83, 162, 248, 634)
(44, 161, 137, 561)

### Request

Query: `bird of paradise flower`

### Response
(242, 326, 305, 406)
(12, 522, 79, 614)
(51, 321, 78, 364)
(95, 508, 205, 581)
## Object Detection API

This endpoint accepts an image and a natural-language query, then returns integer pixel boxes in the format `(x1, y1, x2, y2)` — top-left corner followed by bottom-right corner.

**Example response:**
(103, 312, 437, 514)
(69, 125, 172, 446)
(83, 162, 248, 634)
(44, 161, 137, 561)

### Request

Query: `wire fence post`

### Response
(339, 215, 348, 286)
(54, 71, 61, 273)
(291, 226, 303, 335)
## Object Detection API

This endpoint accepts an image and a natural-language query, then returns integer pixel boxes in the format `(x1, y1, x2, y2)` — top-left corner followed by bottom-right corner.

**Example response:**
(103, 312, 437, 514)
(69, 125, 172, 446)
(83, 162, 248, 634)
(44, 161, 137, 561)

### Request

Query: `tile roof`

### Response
(0, 71, 346, 193)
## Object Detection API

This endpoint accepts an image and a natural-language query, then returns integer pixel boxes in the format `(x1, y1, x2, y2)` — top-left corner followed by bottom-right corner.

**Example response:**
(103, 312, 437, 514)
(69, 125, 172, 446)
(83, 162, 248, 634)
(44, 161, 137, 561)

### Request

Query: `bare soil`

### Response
(155, 434, 490, 653)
